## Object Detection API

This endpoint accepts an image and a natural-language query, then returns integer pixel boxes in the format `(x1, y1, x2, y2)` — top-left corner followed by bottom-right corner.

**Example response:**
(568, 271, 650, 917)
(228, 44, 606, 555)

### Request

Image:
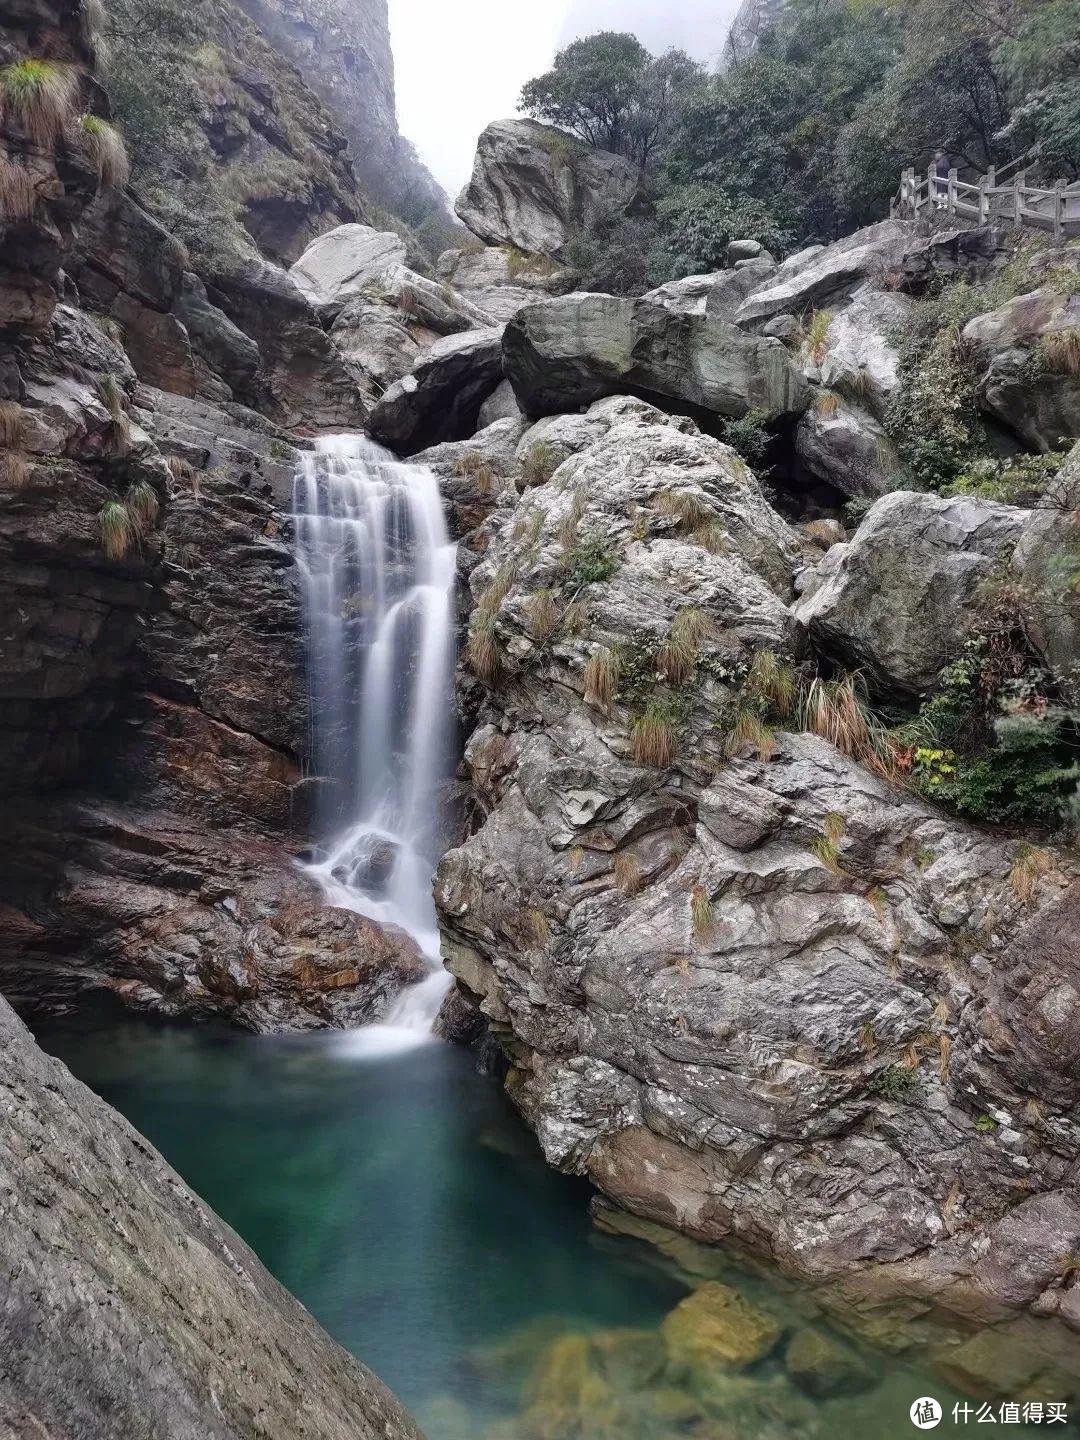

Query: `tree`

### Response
(519, 32, 702, 168)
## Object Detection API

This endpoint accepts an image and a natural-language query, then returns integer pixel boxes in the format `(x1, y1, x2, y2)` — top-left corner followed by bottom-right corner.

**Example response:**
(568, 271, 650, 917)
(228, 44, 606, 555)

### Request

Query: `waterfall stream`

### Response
(292, 434, 456, 1052)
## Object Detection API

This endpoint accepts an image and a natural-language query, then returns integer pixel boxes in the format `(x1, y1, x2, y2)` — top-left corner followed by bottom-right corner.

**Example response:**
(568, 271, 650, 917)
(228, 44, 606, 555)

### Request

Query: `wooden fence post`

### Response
(1053, 179, 1066, 242)
(947, 167, 958, 217)
(979, 167, 993, 224)
(1014, 171, 1025, 227)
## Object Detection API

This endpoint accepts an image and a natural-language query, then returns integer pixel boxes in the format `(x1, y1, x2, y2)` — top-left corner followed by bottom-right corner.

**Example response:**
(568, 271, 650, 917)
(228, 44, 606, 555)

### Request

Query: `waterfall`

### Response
(292, 434, 456, 1052)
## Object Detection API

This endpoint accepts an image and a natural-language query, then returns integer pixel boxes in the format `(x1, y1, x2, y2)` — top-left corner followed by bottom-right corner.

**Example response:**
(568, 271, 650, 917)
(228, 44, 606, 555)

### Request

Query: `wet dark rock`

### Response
(0, 996, 422, 1438)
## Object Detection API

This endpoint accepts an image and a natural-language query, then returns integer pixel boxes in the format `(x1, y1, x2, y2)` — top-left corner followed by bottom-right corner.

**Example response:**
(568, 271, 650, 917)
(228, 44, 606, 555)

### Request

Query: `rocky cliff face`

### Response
(0, 0, 425, 1028)
(0, 996, 421, 1440)
(231, 0, 445, 227)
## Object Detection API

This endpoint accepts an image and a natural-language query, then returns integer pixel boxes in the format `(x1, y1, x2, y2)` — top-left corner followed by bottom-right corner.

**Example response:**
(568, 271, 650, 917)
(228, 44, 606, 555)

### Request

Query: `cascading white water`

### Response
(292, 434, 456, 1053)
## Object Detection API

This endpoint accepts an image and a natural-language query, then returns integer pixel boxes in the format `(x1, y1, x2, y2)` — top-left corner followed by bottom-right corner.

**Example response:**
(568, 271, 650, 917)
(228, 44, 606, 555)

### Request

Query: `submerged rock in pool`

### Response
(785, 1327, 875, 1398)
(661, 1281, 783, 1376)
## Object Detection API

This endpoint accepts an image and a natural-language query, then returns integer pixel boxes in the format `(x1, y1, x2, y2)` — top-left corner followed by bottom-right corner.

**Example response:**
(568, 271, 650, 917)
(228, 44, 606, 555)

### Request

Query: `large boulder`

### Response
(0, 997, 420, 1439)
(794, 394, 908, 500)
(367, 325, 505, 454)
(734, 220, 919, 328)
(963, 287, 1080, 451)
(643, 273, 720, 315)
(329, 264, 495, 393)
(455, 118, 644, 259)
(815, 283, 913, 415)
(503, 294, 809, 422)
(437, 244, 577, 323)
(286, 223, 407, 313)
(705, 258, 778, 321)
(793, 490, 1028, 695)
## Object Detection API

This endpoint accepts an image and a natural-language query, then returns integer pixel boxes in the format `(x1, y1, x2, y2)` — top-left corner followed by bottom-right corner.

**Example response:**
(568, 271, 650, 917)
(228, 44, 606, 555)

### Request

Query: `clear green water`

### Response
(36, 1011, 1055, 1440)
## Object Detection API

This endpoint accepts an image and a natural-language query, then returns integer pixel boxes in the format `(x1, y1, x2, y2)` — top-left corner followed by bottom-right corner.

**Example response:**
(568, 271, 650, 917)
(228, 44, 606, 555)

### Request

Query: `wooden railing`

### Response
(891, 163, 1080, 240)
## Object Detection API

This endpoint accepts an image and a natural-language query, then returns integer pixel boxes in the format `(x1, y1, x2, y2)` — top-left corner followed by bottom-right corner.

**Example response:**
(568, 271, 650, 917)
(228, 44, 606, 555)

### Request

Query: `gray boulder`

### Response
(455, 118, 644, 259)
(367, 325, 505, 454)
(734, 220, 919, 328)
(795, 394, 908, 499)
(330, 264, 495, 393)
(437, 244, 577, 322)
(642, 273, 719, 315)
(287, 224, 407, 312)
(816, 283, 913, 414)
(0, 998, 419, 1440)
(477, 377, 522, 427)
(503, 293, 809, 422)
(964, 287, 1080, 451)
(728, 238, 769, 263)
(706, 258, 778, 321)
(794, 490, 1028, 694)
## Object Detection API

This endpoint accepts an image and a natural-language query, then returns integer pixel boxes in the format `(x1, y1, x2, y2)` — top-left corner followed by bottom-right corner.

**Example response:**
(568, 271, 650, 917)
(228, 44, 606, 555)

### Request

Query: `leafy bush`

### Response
(560, 534, 618, 587)
(720, 409, 772, 467)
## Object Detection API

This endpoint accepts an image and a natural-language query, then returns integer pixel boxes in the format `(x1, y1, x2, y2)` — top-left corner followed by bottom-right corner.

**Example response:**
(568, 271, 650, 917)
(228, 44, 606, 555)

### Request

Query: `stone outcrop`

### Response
(814, 283, 911, 415)
(456, 119, 645, 259)
(794, 395, 907, 501)
(367, 325, 506, 454)
(503, 294, 809, 422)
(287, 223, 407, 312)
(793, 490, 1030, 695)
(436, 244, 577, 322)
(964, 287, 1080, 452)
(0, 996, 420, 1439)
(733, 220, 919, 327)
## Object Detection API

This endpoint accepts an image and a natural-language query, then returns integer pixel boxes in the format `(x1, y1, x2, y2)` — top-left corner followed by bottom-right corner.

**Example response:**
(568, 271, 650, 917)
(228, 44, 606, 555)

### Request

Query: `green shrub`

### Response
(868, 1066, 920, 1102)
(720, 409, 772, 466)
(560, 534, 618, 587)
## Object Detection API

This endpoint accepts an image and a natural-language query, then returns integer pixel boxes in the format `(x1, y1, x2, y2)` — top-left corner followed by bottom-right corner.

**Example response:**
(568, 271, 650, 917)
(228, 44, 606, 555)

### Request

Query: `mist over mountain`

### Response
(558, 0, 742, 64)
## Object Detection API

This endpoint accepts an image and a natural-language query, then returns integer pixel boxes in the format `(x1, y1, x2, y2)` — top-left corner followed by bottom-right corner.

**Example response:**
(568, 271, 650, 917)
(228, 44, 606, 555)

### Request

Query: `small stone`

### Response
(728, 239, 764, 262)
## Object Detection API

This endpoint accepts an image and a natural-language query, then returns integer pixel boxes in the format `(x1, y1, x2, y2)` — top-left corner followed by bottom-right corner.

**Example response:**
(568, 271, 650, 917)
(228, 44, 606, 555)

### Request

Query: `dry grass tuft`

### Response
(1040, 327, 1080, 376)
(568, 846, 584, 873)
(798, 673, 896, 777)
(690, 884, 714, 940)
(823, 811, 845, 846)
(561, 599, 589, 635)
(527, 587, 559, 641)
(98, 372, 126, 421)
(164, 454, 197, 485)
(465, 610, 502, 683)
(631, 703, 676, 767)
(521, 440, 559, 488)
(811, 833, 842, 873)
(75, 114, 129, 187)
(746, 648, 795, 717)
(452, 450, 497, 496)
(0, 451, 30, 489)
(0, 399, 27, 448)
(558, 485, 587, 547)
(475, 563, 514, 618)
(584, 646, 620, 713)
(899, 1041, 921, 1072)
(0, 154, 38, 221)
(657, 606, 710, 684)
(0, 59, 81, 146)
(802, 307, 832, 365)
(613, 851, 644, 896)
(938, 1033, 952, 1084)
(813, 389, 840, 418)
(723, 704, 776, 761)
(98, 498, 134, 560)
(125, 479, 159, 533)
(1009, 842, 1052, 905)
(524, 907, 550, 947)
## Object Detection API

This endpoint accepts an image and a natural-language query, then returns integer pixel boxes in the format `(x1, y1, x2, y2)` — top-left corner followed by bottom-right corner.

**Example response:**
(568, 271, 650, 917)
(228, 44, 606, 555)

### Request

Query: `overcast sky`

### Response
(387, 0, 742, 200)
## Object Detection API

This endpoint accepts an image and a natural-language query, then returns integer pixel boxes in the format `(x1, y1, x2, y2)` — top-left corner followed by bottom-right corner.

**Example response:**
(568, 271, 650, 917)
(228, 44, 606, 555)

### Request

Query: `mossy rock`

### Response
(661, 1281, 783, 1378)
(785, 1326, 875, 1398)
